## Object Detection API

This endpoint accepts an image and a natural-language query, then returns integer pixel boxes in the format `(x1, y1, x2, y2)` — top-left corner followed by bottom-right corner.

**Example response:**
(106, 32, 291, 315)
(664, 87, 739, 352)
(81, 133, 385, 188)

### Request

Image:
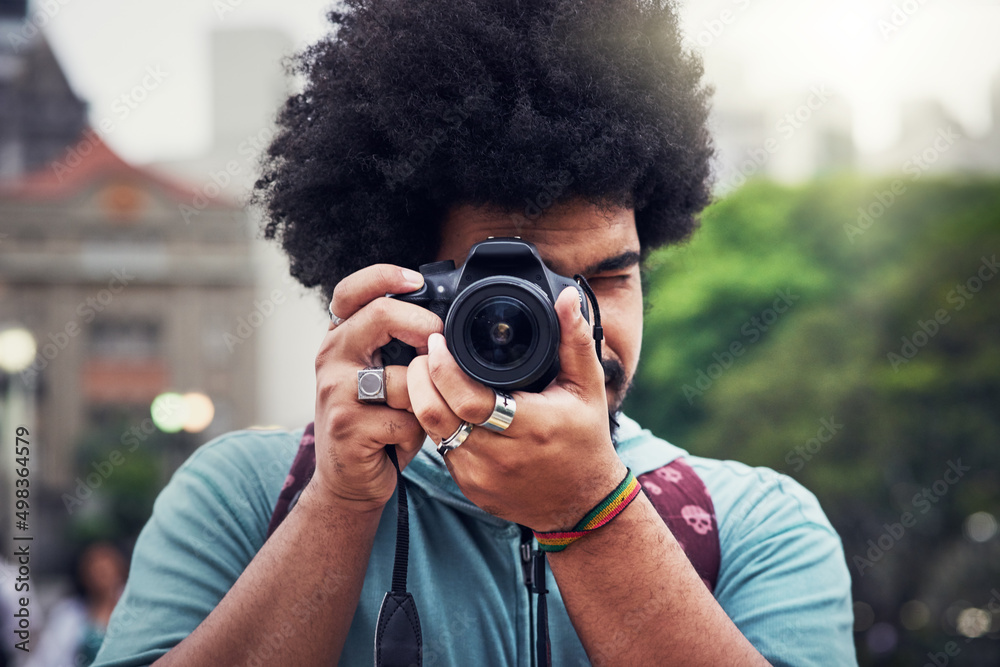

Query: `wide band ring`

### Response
(329, 302, 345, 327)
(437, 421, 474, 456)
(478, 390, 516, 432)
(357, 367, 386, 403)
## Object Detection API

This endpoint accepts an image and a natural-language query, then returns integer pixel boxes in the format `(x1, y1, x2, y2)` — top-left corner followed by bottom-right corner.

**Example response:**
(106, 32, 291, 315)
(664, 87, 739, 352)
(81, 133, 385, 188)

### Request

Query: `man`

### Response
(95, 0, 856, 665)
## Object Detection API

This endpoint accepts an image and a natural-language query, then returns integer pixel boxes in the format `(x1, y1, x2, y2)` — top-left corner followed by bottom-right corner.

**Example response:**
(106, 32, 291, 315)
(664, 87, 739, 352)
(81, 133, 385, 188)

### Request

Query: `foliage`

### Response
(67, 412, 168, 544)
(625, 176, 1000, 665)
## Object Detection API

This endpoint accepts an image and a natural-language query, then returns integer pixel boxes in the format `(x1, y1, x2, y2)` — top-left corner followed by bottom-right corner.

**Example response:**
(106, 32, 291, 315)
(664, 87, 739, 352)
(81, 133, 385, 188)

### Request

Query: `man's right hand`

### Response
(150, 265, 438, 666)
(310, 264, 444, 512)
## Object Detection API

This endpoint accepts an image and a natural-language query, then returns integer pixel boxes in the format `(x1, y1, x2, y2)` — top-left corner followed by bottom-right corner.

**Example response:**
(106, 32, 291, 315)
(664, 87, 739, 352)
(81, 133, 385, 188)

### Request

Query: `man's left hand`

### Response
(406, 286, 628, 531)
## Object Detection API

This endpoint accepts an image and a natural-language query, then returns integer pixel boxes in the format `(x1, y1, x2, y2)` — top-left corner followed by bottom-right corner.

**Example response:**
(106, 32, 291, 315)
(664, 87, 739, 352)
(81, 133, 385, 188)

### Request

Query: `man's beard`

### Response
(602, 357, 633, 444)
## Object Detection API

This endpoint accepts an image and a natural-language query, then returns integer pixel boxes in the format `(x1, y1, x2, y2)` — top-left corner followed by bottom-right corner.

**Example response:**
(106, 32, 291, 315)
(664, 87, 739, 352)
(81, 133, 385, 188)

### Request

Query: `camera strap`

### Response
(265, 275, 620, 666)
(374, 445, 423, 667)
(512, 275, 602, 667)
(520, 526, 552, 667)
(372, 277, 601, 667)
(573, 274, 603, 360)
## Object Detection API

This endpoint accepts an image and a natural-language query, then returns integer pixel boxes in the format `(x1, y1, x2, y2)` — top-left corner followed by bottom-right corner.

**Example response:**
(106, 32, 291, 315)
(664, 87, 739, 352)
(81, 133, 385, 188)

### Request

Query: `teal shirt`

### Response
(94, 415, 857, 666)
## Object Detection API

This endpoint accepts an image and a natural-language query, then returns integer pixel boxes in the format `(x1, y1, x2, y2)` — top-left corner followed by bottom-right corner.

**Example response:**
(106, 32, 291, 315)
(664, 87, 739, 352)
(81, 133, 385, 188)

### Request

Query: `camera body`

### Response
(380, 238, 588, 393)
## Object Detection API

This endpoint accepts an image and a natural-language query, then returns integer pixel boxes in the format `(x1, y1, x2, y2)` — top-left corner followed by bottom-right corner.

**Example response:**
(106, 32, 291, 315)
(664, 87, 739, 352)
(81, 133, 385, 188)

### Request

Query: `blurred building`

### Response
(874, 75, 1000, 176)
(707, 61, 1000, 189)
(0, 26, 256, 561)
(708, 59, 856, 193)
(155, 28, 329, 432)
(0, 12, 86, 178)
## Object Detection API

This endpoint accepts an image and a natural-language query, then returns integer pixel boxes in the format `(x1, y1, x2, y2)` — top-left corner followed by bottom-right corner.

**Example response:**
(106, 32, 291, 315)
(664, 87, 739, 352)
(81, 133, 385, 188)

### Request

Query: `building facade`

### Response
(0, 27, 256, 562)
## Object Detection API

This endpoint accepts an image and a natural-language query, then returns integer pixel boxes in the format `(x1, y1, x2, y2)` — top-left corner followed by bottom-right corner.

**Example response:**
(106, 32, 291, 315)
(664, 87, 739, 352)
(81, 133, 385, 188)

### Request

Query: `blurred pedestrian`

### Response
(27, 542, 126, 667)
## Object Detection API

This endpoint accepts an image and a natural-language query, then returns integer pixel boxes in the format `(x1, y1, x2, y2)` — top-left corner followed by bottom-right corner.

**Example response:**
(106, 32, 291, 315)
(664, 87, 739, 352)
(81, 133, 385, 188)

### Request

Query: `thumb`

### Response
(554, 286, 604, 395)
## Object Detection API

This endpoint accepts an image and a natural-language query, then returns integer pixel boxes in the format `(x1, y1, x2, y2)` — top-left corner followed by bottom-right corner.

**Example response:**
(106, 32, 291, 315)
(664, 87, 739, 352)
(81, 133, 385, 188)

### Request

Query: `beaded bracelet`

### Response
(532, 468, 640, 552)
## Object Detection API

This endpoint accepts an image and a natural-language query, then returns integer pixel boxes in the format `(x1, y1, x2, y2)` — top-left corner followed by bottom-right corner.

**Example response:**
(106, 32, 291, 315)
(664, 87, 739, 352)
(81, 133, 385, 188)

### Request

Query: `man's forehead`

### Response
(438, 201, 640, 274)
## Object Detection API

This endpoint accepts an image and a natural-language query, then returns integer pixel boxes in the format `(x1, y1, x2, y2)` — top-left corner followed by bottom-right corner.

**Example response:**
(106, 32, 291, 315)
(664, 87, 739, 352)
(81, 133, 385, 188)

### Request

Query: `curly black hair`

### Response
(253, 0, 714, 303)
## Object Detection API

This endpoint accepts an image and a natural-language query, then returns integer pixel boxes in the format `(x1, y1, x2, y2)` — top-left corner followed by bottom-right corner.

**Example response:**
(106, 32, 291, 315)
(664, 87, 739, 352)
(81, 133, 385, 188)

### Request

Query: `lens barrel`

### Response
(445, 277, 561, 392)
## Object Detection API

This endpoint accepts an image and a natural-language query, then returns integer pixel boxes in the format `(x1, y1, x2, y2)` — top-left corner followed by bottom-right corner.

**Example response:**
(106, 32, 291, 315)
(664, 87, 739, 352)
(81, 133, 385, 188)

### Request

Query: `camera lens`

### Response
(466, 296, 536, 370)
(445, 275, 561, 392)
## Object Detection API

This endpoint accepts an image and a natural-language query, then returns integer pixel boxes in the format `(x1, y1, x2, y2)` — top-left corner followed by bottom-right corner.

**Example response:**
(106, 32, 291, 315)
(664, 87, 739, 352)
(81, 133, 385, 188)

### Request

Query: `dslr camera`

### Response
(380, 238, 588, 393)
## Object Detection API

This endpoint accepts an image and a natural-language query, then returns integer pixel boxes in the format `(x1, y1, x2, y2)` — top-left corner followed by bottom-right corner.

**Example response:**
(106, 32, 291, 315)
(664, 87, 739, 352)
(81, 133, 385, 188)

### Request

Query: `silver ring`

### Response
(478, 390, 515, 432)
(437, 421, 473, 455)
(329, 303, 345, 327)
(357, 367, 386, 403)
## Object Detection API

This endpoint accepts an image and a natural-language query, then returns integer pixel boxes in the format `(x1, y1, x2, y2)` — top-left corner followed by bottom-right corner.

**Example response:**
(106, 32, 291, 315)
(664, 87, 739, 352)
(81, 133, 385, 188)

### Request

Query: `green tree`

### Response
(626, 176, 1000, 665)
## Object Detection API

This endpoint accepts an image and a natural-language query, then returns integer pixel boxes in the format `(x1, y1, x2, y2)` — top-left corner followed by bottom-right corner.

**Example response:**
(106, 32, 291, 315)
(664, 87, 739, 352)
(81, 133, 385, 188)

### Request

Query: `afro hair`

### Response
(253, 0, 715, 302)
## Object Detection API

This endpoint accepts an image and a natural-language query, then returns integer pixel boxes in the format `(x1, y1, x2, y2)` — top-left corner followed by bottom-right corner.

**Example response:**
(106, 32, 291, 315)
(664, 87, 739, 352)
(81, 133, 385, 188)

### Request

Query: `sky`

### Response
(23, 0, 1000, 165)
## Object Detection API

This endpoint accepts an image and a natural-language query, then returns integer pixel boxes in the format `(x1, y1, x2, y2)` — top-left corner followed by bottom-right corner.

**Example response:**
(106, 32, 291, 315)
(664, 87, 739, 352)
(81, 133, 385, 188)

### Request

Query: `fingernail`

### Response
(401, 268, 424, 288)
(428, 333, 443, 352)
(561, 287, 584, 318)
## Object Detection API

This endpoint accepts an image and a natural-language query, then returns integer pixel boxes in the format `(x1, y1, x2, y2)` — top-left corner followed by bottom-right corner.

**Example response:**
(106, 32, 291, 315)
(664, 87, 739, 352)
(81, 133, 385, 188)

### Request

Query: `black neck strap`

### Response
(374, 445, 422, 667)
(373, 277, 603, 667)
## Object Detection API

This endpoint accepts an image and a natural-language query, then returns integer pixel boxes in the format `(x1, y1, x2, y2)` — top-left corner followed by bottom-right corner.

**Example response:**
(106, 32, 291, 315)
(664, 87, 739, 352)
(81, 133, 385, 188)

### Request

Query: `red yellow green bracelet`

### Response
(532, 468, 640, 552)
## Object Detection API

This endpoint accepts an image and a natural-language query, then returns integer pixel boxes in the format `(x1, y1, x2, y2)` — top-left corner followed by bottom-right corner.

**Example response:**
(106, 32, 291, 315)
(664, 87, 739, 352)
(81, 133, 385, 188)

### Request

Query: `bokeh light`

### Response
(150, 392, 215, 433)
(964, 511, 998, 543)
(181, 392, 215, 433)
(900, 600, 931, 631)
(944, 601, 973, 634)
(854, 601, 875, 632)
(866, 622, 898, 654)
(151, 392, 187, 433)
(0, 327, 37, 373)
(957, 608, 991, 639)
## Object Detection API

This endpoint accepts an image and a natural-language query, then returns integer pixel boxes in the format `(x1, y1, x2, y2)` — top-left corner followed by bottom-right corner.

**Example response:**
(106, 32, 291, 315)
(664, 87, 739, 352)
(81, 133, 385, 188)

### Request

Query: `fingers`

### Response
(383, 365, 413, 412)
(394, 287, 602, 459)
(425, 333, 506, 429)
(327, 297, 444, 360)
(330, 264, 425, 320)
(554, 286, 605, 397)
(406, 354, 463, 442)
(350, 404, 425, 452)
(411, 289, 601, 445)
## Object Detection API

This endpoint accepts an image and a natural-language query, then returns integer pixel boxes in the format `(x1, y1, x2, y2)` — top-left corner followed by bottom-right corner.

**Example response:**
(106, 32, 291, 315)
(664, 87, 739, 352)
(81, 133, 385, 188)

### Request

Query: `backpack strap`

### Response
(265, 422, 316, 539)
(267, 424, 721, 593)
(637, 460, 721, 593)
